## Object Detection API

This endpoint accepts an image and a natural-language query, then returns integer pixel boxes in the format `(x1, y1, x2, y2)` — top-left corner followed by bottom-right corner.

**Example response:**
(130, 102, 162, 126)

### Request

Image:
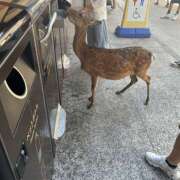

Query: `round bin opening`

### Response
(5, 67, 27, 99)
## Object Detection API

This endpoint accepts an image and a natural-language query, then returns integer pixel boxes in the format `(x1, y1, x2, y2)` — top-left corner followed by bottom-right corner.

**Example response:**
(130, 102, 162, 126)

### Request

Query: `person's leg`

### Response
(167, 134, 180, 166)
(176, 3, 180, 14)
(171, 2, 180, 20)
(155, 0, 159, 5)
(145, 134, 180, 179)
(161, 2, 173, 18)
(165, 0, 170, 7)
(112, 0, 116, 8)
(167, 2, 173, 14)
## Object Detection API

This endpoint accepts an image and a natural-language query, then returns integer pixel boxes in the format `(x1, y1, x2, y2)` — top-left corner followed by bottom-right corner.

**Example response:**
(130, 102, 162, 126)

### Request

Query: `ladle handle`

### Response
(40, 12, 57, 44)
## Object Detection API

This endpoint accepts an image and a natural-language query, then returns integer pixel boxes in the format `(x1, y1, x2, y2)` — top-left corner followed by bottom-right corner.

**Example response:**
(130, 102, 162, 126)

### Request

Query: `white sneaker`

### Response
(161, 13, 171, 19)
(171, 14, 179, 21)
(170, 61, 180, 68)
(145, 152, 180, 180)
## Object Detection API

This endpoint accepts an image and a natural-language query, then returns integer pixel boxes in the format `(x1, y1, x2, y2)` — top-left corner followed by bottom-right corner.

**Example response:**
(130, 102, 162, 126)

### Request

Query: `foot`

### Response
(116, 91, 122, 95)
(145, 152, 180, 180)
(170, 61, 180, 68)
(171, 14, 179, 21)
(161, 13, 171, 19)
(174, 61, 180, 65)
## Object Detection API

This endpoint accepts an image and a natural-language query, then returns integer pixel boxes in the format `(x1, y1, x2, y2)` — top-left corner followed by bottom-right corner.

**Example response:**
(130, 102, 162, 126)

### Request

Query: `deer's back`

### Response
(82, 46, 152, 80)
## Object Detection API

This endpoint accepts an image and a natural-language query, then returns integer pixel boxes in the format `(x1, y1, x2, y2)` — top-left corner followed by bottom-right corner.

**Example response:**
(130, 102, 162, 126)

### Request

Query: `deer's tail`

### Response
(148, 51, 156, 61)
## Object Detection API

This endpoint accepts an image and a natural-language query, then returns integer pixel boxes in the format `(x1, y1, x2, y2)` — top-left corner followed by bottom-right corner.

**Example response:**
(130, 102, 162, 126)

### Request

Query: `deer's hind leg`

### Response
(137, 73, 151, 105)
(116, 75, 138, 95)
(87, 75, 98, 109)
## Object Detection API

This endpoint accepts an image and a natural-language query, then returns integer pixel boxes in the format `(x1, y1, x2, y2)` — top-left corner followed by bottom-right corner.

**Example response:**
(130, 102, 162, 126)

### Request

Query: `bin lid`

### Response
(0, 0, 37, 24)
(0, 1, 33, 68)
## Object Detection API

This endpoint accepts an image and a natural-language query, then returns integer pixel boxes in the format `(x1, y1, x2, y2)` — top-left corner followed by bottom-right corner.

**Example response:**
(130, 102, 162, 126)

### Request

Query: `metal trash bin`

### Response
(0, 2, 54, 180)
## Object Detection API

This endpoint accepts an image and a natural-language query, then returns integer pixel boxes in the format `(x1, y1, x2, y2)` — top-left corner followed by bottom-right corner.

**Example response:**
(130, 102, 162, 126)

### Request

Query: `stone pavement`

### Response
(53, 4, 180, 180)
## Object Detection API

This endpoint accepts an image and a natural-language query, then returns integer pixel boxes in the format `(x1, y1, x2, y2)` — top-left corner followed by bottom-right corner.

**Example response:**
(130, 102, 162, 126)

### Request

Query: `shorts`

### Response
(87, 20, 109, 49)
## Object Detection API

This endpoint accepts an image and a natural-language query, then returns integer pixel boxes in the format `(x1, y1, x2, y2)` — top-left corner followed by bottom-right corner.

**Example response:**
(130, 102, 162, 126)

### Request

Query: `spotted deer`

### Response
(67, 8, 153, 109)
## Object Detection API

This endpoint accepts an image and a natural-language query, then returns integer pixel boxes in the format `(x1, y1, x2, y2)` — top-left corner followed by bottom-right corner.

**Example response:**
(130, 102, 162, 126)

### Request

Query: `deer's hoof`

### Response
(88, 96, 93, 102)
(144, 100, 149, 106)
(87, 103, 93, 109)
(116, 91, 121, 95)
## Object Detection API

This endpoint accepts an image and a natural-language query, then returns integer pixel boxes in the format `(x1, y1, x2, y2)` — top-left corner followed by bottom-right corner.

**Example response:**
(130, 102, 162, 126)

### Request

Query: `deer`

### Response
(66, 8, 153, 109)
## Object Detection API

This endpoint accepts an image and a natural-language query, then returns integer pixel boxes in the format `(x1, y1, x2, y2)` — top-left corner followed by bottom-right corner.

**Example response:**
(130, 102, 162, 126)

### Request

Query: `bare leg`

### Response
(167, 134, 180, 166)
(176, 4, 180, 14)
(116, 75, 138, 95)
(167, 2, 173, 14)
(155, 0, 159, 5)
(112, 0, 116, 8)
(145, 133, 180, 179)
(165, 0, 170, 7)
(87, 76, 97, 109)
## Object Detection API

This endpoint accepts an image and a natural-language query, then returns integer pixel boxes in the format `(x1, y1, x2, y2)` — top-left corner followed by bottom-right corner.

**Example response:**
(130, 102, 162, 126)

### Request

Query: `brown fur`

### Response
(67, 8, 152, 108)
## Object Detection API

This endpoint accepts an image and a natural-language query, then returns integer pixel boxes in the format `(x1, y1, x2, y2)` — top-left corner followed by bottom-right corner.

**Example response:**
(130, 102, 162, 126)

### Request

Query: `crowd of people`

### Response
(154, 0, 180, 67)
(155, 0, 180, 20)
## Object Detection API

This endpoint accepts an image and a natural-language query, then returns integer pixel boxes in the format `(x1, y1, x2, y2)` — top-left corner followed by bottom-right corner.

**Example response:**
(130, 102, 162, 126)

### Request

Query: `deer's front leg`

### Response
(87, 76, 97, 109)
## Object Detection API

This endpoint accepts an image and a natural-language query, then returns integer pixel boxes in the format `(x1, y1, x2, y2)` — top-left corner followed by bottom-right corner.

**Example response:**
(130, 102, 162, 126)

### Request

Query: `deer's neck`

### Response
(73, 26, 87, 63)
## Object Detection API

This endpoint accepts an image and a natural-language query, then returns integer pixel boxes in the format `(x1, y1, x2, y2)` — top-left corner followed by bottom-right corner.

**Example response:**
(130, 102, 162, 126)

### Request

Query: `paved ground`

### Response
(53, 3, 180, 180)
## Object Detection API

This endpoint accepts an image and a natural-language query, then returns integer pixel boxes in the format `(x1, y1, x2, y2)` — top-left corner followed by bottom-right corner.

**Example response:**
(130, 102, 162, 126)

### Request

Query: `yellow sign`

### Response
(115, 0, 151, 38)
